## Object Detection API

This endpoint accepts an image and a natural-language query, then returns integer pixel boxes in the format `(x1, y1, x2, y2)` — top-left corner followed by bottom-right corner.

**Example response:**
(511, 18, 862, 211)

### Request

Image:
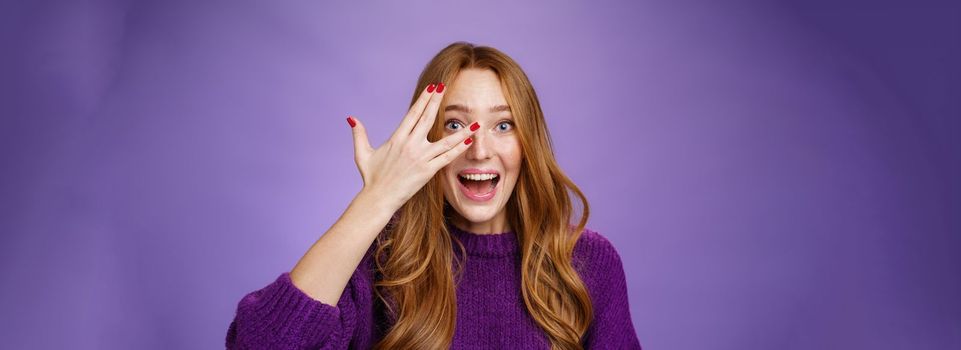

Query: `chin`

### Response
(448, 203, 500, 223)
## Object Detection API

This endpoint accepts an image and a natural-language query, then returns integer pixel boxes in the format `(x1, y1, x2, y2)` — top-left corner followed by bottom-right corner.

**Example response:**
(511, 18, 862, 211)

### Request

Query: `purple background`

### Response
(1, 0, 958, 349)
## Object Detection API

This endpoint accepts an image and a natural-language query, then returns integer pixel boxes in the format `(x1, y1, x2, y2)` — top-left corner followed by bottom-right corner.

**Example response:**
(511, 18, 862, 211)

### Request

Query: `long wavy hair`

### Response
(371, 41, 593, 350)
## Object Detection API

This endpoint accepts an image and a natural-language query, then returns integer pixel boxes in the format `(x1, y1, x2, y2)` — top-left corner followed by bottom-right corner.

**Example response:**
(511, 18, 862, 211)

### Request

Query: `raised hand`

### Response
(347, 82, 479, 211)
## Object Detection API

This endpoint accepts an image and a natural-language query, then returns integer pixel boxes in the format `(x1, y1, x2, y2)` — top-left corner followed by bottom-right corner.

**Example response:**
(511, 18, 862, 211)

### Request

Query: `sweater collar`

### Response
(446, 221, 518, 258)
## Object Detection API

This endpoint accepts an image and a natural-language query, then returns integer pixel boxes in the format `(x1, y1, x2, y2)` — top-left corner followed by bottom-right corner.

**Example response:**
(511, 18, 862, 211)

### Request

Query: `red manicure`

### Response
(427, 83, 436, 93)
(437, 82, 445, 93)
(464, 137, 473, 145)
(470, 122, 479, 131)
(346, 116, 356, 128)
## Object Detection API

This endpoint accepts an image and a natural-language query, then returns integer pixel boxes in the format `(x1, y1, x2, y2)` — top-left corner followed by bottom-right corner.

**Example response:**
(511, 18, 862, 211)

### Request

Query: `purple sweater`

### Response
(226, 222, 642, 349)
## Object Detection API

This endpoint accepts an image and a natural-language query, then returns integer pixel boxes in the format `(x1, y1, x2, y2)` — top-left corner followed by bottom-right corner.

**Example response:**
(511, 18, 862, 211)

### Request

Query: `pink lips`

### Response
(456, 168, 500, 202)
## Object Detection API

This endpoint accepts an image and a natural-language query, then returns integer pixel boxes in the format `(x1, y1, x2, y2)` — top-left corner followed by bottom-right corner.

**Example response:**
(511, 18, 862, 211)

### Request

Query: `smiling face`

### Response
(439, 68, 523, 234)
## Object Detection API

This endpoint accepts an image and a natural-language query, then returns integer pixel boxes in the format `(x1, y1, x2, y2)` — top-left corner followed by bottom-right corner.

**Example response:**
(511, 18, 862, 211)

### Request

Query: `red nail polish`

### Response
(436, 82, 445, 93)
(427, 83, 436, 93)
(346, 116, 356, 128)
(464, 137, 473, 145)
(470, 122, 479, 131)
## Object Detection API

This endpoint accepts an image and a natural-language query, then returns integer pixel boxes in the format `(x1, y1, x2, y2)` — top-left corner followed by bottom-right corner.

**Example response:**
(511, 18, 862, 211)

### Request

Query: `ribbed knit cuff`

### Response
(234, 272, 345, 348)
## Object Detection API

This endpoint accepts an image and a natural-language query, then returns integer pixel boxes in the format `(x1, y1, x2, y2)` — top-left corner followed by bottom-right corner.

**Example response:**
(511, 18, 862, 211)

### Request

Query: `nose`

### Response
(465, 129, 492, 160)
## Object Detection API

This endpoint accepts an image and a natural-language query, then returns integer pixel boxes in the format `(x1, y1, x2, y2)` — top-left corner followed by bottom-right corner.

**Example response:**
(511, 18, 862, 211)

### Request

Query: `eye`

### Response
(444, 119, 464, 131)
(446, 119, 514, 132)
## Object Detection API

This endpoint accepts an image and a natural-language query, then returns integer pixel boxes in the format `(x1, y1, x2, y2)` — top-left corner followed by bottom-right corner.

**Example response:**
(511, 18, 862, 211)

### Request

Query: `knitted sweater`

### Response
(226, 221, 642, 349)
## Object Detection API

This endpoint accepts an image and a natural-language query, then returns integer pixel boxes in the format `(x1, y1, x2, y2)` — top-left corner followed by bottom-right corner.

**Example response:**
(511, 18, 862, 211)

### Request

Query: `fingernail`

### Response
(464, 137, 473, 145)
(469, 122, 479, 131)
(346, 116, 356, 128)
(437, 82, 445, 93)
(427, 83, 436, 93)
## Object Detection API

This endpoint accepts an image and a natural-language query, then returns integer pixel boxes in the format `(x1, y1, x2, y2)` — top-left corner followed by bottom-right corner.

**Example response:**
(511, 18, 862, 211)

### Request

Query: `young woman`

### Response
(226, 42, 642, 350)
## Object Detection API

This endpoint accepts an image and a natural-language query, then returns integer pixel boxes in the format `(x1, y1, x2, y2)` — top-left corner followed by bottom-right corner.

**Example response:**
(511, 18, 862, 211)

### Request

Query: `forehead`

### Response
(442, 69, 509, 114)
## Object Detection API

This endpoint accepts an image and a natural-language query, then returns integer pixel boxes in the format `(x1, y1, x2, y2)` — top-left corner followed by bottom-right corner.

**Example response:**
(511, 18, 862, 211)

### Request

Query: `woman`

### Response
(226, 41, 642, 350)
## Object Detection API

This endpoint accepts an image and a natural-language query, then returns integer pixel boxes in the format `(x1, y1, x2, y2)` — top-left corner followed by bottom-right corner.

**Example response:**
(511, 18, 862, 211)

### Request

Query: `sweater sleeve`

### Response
(225, 271, 363, 350)
(578, 229, 643, 350)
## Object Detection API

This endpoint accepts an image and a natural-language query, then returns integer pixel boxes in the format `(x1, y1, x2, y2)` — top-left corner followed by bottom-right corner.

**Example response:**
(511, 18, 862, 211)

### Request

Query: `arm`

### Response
(289, 189, 394, 304)
(226, 271, 362, 349)
(225, 190, 394, 350)
(226, 81, 474, 349)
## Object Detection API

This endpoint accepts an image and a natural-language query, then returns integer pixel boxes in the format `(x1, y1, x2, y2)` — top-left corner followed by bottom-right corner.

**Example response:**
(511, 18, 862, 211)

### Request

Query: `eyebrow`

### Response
(444, 104, 512, 114)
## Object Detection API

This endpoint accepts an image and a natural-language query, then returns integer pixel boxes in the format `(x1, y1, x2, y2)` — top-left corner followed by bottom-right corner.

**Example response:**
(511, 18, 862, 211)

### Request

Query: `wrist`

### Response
(354, 188, 401, 219)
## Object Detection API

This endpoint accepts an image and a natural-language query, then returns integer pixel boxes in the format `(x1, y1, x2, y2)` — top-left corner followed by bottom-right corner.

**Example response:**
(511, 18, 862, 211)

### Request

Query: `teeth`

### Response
(459, 173, 498, 181)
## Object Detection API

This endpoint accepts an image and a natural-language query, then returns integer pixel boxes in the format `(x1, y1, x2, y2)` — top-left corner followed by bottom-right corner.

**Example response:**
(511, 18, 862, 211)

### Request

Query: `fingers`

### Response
(348, 115, 373, 161)
(410, 82, 445, 140)
(426, 127, 474, 172)
(390, 83, 436, 142)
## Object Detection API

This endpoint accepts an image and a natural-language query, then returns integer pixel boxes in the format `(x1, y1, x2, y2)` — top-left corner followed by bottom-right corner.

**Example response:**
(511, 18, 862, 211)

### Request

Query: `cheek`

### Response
(446, 172, 464, 193)
(440, 175, 456, 198)
(502, 141, 523, 171)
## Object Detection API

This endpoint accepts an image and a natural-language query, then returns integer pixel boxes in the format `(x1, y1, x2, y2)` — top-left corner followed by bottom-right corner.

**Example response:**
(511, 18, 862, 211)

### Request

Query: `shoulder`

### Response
(571, 227, 629, 297)
(572, 227, 625, 271)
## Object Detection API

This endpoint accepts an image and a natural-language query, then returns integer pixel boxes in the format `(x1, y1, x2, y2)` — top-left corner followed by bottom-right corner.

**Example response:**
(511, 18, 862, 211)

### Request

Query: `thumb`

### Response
(347, 115, 373, 158)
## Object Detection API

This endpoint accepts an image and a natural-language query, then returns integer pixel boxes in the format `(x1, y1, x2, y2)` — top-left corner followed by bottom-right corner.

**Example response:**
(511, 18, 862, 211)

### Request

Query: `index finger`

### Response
(390, 83, 436, 142)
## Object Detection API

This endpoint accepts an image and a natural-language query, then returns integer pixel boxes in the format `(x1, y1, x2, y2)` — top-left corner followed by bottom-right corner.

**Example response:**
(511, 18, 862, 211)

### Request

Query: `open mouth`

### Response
(457, 173, 500, 197)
